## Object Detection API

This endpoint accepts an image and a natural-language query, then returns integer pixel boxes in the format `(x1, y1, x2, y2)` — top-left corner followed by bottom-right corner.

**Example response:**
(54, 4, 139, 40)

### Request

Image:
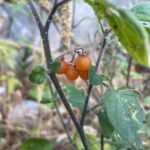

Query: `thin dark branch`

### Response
(80, 84, 92, 127)
(72, 0, 76, 28)
(28, 0, 52, 63)
(99, 20, 105, 35)
(47, 78, 73, 144)
(28, 0, 89, 149)
(53, 20, 61, 34)
(49, 74, 89, 150)
(28, 0, 44, 32)
(80, 37, 107, 127)
(44, 0, 70, 31)
(54, 101, 73, 143)
(101, 134, 104, 150)
(72, 17, 89, 28)
(95, 39, 106, 69)
(126, 57, 132, 88)
(86, 103, 102, 113)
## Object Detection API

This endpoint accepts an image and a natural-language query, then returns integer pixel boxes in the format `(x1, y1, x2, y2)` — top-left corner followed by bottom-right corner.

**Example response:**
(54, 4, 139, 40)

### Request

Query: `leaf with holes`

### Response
(49, 61, 61, 73)
(102, 88, 145, 148)
(139, 21, 150, 33)
(113, 131, 130, 149)
(89, 66, 103, 86)
(19, 138, 54, 150)
(131, 2, 150, 33)
(131, 2, 150, 22)
(29, 66, 46, 84)
(85, 0, 150, 67)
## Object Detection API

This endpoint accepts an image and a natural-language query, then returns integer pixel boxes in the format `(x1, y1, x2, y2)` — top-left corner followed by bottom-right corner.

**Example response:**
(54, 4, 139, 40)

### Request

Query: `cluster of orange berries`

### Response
(56, 53, 91, 81)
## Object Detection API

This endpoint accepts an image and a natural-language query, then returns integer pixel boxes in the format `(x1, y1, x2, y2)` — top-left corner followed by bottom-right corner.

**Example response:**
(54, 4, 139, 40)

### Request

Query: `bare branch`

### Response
(126, 56, 132, 88)
(80, 35, 107, 127)
(44, 0, 70, 31)
(28, 0, 44, 32)
(28, 0, 89, 149)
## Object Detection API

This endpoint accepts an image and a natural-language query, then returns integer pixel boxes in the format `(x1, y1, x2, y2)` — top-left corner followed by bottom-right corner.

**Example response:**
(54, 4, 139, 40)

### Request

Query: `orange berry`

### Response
(66, 65, 79, 81)
(75, 54, 91, 71)
(78, 70, 89, 80)
(56, 60, 68, 75)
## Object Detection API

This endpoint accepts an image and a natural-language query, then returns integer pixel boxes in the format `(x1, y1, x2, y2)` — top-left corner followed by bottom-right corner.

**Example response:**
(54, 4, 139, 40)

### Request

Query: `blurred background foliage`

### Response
(0, 0, 150, 150)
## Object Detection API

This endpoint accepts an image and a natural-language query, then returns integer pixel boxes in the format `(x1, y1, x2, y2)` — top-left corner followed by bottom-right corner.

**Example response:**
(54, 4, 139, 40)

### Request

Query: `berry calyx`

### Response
(56, 59, 68, 75)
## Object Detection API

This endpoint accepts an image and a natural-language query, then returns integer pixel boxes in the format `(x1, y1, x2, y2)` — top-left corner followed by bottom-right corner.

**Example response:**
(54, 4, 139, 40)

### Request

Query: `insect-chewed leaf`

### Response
(131, 2, 150, 22)
(131, 2, 150, 33)
(102, 88, 145, 148)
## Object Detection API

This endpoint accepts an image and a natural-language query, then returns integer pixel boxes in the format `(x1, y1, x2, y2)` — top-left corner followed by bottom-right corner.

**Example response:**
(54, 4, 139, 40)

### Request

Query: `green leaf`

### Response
(86, 0, 150, 67)
(113, 131, 130, 149)
(140, 21, 150, 33)
(131, 2, 150, 33)
(131, 2, 150, 22)
(40, 97, 52, 104)
(73, 133, 101, 150)
(19, 138, 54, 150)
(8, 77, 22, 94)
(29, 84, 56, 104)
(6, 0, 27, 4)
(63, 84, 85, 110)
(146, 127, 150, 138)
(102, 88, 145, 148)
(101, 74, 110, 81)
(97, 111, 114, 138)
(146, 113, 150, 126)
(49, 61, 61, 73)
(29, 66, 46, 84)
(89, 66, 103, 85)
(144, 96, 150, 105)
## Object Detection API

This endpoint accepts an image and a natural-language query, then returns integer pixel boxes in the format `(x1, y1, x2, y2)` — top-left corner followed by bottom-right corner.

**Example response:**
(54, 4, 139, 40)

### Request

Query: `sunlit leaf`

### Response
(8, 77, 22, 94)
(131, 2, 150, 22)
(86, 0, 150, 67)
(73, 133, 101, 150)
(19, 138, 54, 150)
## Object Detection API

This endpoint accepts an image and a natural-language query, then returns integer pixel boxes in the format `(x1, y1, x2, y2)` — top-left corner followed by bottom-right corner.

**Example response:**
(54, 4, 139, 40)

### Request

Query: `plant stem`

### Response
(126, 57, 132, 88)
(80, 37, 106, 127)
(48, 79, 73, 144)
(28, 0, 89, 149)
(49, 73, 89, 150)
(101, 134, 104, 150)
(44, 0, 70, 31)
